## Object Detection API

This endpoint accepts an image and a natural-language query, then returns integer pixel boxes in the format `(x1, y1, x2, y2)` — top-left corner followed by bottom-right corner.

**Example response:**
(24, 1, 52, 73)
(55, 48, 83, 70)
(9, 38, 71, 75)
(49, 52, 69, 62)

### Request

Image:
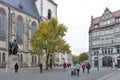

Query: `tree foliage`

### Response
(79, 52, 89, 63)
(30, 18, 71, 69)
(72, 55, 79, 64)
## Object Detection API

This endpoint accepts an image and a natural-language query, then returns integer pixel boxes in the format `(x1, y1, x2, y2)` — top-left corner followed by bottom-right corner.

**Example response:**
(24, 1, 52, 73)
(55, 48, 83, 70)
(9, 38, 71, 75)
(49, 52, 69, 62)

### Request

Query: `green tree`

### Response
(72, 55, 79, 64)
(30, 18, 71, 69)
(79, 52, 89, 63)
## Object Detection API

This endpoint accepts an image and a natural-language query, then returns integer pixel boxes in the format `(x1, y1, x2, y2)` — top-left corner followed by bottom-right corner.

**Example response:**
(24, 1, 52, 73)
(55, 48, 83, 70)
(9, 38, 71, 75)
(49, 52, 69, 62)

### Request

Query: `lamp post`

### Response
(97, 53, 99, 71)
(112, 57, 115, 69)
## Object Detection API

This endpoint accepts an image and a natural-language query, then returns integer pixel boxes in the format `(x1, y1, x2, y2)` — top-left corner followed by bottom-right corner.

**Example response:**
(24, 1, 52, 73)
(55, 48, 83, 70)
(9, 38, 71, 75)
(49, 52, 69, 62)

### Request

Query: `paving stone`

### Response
(0, 67, 115, 80)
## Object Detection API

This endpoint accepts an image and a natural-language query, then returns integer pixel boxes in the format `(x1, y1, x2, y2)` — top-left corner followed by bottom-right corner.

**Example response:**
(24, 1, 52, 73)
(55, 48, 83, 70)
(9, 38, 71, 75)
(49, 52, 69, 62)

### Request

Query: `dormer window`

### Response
(107, 20, 110, 24)
(116, 18, 120, 23)
(94, 24, 99, 28)
(19, 4, 23, 10)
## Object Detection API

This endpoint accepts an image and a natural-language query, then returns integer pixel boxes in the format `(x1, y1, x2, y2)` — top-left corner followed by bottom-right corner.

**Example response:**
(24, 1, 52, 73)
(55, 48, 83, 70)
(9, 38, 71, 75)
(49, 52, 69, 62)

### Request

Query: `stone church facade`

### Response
(89, 8, 120, 68)
(0, 0, 41, 68)
(0, 0, 58, 68)
(0, 0, 72, 68)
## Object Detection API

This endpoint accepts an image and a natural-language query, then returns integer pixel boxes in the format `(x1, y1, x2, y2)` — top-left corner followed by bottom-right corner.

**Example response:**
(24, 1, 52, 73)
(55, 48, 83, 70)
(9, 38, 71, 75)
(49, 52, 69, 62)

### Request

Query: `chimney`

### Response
(91, 15, 93, 20)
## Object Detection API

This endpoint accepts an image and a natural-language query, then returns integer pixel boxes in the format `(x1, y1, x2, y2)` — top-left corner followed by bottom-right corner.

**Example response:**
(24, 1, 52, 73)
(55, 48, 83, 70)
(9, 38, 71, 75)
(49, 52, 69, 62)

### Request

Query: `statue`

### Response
(9, 39, 18, 55)
(8, 41, 12, 55)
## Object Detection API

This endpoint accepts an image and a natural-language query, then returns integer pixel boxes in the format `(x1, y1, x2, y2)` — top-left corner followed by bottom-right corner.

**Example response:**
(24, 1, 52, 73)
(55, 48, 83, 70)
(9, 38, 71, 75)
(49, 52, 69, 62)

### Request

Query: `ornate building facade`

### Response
(89, 8, 120, 68)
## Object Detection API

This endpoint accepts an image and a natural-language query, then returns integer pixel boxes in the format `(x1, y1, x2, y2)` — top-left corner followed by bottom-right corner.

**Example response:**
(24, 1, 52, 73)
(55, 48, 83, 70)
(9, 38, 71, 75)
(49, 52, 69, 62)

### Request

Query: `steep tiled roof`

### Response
(0, 0, 40, 19)
(90, 9, 120, 30)
(113, 10, 120, 18)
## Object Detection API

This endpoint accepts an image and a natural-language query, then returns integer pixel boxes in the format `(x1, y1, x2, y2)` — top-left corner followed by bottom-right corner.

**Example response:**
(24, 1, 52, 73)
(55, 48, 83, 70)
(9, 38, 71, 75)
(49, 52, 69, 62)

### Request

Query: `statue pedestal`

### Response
(7, 55, 18, 72)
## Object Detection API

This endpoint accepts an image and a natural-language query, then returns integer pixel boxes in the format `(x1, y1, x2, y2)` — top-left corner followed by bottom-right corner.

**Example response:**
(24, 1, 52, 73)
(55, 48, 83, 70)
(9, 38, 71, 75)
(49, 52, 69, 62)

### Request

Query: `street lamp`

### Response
(26, 17, 30, 22)
(97, 51, 99, 71)
(112, 57, 115, 68)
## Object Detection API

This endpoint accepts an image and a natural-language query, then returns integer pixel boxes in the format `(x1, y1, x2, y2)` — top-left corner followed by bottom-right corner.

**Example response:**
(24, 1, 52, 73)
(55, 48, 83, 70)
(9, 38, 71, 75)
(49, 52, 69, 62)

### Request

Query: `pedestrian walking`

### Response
(63, 62, 67, 71)
(71, 64, 76, 75)
(86, 62, 91, 73)
(82, 63, 86, 73)
(14, 63, 19, 73)
(39, 62, 43, 73)
(76, 63, 80, 76)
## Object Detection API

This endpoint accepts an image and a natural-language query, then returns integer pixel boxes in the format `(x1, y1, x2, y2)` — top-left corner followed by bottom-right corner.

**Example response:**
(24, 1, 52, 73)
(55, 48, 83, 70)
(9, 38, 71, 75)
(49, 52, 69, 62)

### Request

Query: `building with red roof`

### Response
(89, 7, 120, 68)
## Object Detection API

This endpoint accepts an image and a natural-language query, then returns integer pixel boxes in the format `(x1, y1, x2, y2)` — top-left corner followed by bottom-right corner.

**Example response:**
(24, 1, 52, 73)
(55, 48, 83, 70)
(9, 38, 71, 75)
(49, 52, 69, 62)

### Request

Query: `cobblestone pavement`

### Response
(98, 71, 120, 80)
(0, 67, 115, 80)
(105, 71, 120, 80)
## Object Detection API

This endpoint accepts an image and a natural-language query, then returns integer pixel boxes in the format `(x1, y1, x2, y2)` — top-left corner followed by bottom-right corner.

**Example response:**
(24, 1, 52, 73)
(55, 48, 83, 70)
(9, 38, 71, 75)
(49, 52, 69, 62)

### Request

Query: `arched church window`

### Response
(32, 55, 34, 63)
(0, 7, 6, 41)
(16, 15, 23, 44)
(35, 56, 37, 64)
(2, 52, 5, 62)
(48, 9, 52, 20)
(20, 54, 23, 62)
(0, 52, 1, 62)
(31, 21, 37, 34)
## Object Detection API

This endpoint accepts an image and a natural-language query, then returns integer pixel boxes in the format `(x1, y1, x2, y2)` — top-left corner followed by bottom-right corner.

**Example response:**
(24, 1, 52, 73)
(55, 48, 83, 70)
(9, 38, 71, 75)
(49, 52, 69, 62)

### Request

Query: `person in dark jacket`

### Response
(14, 63, 19, 73)
(39, 62, 43, 73)
(86, 62, 91, 73)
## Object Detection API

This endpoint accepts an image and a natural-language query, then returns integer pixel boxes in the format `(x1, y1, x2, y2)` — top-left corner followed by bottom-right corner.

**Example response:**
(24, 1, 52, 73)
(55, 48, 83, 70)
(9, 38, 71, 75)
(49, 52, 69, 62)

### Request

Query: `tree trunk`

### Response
(46, 54, 49, 70)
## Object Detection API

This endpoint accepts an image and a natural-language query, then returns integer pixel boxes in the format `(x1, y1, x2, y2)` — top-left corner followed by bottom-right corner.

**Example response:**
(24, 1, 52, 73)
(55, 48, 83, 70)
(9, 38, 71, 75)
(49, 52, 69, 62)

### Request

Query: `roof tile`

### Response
(0, 0, 40, 19)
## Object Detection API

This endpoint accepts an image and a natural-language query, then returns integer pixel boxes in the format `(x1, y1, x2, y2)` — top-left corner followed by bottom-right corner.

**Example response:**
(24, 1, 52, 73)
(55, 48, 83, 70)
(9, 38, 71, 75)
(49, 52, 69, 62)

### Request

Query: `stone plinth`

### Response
(6, 55, 18, 72)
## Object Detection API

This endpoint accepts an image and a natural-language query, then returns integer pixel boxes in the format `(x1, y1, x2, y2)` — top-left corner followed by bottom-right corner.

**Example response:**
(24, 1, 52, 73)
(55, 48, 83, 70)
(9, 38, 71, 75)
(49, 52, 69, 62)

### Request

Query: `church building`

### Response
(0, 0, 57, 68)
(0, 0, 72, 69)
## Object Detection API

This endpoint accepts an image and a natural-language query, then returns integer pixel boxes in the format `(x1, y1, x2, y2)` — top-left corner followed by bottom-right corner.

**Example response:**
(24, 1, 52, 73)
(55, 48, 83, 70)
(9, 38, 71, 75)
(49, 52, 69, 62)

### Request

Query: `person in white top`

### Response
(71, 64, 76, 75)
(76, 63, 80, 76)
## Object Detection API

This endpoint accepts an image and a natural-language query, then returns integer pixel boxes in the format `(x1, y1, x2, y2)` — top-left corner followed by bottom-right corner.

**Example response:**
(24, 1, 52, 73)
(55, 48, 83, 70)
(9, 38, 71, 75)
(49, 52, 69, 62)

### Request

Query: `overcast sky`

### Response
(54, 0, 120, 56)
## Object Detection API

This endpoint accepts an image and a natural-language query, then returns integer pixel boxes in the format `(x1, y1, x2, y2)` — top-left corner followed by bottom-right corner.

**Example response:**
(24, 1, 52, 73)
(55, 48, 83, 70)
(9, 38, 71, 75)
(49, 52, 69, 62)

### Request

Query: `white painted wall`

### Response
(35, 0, 41, 16)
(42, 0, 57, 18)
(35, 0, 57, 19)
